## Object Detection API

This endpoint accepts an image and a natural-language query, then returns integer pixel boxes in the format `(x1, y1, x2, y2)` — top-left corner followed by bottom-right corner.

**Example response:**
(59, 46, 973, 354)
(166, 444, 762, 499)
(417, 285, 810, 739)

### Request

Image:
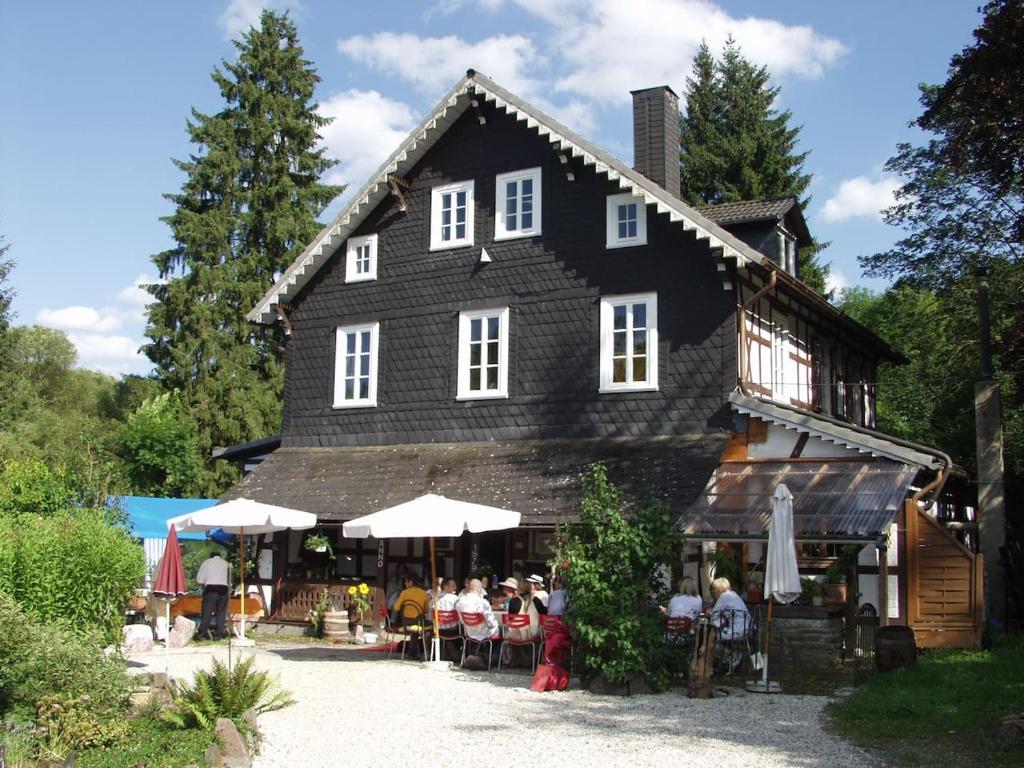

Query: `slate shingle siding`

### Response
(283, 100, 736, 447)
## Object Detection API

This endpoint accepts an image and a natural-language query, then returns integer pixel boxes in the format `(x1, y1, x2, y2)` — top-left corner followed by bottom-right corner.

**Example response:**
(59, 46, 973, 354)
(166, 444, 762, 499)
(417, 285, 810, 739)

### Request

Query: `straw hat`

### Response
(498, 577, 520, 592)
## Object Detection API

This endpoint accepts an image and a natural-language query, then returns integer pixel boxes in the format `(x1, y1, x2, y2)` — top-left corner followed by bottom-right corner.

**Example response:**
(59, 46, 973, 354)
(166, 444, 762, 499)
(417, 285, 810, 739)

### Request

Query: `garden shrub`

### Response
(10, 509, 144, 638)
(559, 463, 680, 690)
(0, 459, 82, 519)
(163, 655, 294, 731)
(0, 516, 14, 595)
(0, 593, 136, 719)
(33, 694, 131, 762)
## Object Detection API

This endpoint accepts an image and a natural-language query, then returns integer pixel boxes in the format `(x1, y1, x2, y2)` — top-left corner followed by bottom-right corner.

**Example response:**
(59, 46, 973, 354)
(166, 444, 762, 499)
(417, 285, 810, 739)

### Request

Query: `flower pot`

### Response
(811, 595, 824, 607)
(323, 609, 349, 642)
(128, 595, 147, 612)
(824, 583, 847, 605)
(746, 585, 764, 604)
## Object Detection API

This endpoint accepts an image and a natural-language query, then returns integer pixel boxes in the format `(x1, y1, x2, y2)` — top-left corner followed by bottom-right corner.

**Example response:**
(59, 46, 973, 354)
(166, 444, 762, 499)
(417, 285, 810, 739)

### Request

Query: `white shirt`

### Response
(667, 594, 703, 620)
(547, 589, 567, 616)
(710, 590, 751, 640)
(196, 555, 228, 587)
(431, 591, 460, 628)
(455, 591, 499, 640)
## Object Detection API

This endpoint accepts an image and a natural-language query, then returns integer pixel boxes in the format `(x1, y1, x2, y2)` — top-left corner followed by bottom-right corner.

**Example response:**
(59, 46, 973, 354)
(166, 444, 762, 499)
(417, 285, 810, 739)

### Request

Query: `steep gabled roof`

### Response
(697, 197, 812, 246)
(248, 70, 771, 325)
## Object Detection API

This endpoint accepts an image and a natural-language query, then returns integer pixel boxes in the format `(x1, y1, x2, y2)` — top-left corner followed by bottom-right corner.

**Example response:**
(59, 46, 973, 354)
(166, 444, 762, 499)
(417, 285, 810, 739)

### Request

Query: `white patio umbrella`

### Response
(167, 498, 317, 640)
(748, 483, 802, 693)
(343, 493, 521, 668)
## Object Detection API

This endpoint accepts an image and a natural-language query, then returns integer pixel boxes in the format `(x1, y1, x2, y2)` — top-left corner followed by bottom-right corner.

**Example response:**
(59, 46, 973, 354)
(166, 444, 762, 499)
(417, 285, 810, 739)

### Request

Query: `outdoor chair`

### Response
(458, 611, 500, 671)
(429, 609, 464, 662)
(713, 609, 754, 676)
(499, 613, 539, 672)
(385, 600, 428, 661)
(664, 616, 695, 680)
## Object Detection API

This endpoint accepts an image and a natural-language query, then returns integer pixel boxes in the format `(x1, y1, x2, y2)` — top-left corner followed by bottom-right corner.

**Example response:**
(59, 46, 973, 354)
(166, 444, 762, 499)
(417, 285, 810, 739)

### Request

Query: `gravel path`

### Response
(130, 642, 877, 768)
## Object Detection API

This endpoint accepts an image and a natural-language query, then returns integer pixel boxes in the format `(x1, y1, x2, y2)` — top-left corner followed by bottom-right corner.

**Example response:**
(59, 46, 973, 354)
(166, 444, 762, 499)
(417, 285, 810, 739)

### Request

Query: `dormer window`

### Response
(345, 234, 377, 283)
(606, 193, 647, 248)
(430, 180, 475, 250)
(777, 228, 797, 276)
(495, 168, 542, 239)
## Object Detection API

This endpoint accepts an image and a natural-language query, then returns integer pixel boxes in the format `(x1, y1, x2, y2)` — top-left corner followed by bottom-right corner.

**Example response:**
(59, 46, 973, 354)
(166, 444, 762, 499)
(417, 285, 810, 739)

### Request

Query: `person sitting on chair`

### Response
(196, 550, 229, 641)
(456, 578, 500, 660)
(393, 573, 429, 623)
(430, 578, 460, 629)
(667, 577, 703, 622)
(709, 577, 750, 640)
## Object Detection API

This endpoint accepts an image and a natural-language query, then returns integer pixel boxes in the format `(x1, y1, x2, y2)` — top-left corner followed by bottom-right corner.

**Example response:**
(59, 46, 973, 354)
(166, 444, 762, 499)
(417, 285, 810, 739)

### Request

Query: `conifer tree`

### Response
(144, 11, 341, 493)
(679, 39, 829, 294)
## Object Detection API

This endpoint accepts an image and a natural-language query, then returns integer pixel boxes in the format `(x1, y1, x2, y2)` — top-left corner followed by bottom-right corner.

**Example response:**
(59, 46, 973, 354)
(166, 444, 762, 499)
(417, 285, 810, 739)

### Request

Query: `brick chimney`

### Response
(630, 86, 680, 197)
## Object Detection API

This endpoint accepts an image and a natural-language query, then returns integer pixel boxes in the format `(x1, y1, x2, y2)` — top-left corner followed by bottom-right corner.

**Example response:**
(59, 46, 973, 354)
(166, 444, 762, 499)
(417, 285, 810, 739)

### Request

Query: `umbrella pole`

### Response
(429, 536, 440, 663)
(762, 598, 773, 685)
(165, 599, 171, 675)
(239, 531, 246, 640)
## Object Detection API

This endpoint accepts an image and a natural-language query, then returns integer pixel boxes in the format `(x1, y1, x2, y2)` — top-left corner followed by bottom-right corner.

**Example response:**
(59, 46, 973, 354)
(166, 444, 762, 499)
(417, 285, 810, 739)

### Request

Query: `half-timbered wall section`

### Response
(738, 273, 879, 427)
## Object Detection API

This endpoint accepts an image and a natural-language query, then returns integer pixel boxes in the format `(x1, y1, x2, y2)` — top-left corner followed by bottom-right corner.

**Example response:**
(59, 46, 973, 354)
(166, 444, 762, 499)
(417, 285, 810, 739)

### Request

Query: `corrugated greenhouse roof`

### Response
(677, 459, 918, 541)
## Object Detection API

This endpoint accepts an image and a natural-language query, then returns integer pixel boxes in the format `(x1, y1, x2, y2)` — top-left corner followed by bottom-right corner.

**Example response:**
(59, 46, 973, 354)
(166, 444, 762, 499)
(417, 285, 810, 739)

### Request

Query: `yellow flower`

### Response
(347, 586, 356, 595)
(358, 583, 369, 595)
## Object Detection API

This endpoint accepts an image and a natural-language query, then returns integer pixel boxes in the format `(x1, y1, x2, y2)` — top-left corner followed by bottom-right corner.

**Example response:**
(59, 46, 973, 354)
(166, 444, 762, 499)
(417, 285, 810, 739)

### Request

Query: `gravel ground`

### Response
(130, 642, 878, 768)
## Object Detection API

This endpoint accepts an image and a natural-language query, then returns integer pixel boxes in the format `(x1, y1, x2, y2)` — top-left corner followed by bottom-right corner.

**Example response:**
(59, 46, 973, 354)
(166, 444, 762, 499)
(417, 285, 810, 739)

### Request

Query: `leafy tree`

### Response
(679, 40, 829, 293)
(144, 10, 342, 494)
(558, 464, 680, 690)
(0, 232, 12, 336)
(857, 1, 1022, 540)
(118, 392, 202, 497)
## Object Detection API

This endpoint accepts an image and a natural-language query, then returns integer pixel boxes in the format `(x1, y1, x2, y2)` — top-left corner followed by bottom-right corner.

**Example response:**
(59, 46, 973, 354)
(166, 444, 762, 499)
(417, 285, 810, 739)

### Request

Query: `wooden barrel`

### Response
(874, 625, 916, 672)
(323, 609, 349, 642)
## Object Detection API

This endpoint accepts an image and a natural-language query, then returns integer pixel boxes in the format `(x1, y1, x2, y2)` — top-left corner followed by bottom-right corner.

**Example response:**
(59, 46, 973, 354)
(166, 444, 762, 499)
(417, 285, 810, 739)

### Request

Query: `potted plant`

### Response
(346, 582, 371, 640)
(307, 588, 330, 637)
(801, 577, 824, 606)
(304, 532, 335, 560)
(824, 562, 848, 605)
(745, 570, 764, 603)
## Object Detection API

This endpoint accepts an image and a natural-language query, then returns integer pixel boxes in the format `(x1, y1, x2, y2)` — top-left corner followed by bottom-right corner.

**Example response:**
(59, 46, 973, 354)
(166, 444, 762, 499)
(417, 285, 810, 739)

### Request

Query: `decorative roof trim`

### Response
(729, 391, 944, 470)
(248, 70, 769, 324)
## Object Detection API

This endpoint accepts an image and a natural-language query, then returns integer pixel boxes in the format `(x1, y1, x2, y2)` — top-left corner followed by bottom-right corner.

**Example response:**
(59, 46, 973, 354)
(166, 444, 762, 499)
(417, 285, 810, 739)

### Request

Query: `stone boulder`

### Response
(122, 623, 154, 654)
(168, 615, 197, 648)
(215, 717, 252, 768)
(1000, 713, 1024, 745)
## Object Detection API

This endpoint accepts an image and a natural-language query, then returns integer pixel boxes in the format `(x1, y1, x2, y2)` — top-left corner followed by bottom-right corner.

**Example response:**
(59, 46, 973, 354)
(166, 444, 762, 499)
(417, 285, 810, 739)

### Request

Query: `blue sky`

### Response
(0, 0, 982, 376)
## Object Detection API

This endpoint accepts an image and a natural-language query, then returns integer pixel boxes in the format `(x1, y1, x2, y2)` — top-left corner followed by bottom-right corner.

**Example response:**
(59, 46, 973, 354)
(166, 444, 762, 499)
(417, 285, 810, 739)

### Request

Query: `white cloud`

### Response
(36, 306, 123, 334)
(821, 174, 901, 223)
(338, 32, 544, 100)
(35, 274, 157, 377)
(826, 268, 850, 296)
(536, 0, 847, 104)
(218, 0, 301, 40)
(317, 90, 420, 192)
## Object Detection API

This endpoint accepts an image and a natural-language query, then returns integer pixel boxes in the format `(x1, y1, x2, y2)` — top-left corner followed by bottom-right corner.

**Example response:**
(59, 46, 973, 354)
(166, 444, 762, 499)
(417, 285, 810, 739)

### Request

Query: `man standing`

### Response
(196, 550, 229, 640)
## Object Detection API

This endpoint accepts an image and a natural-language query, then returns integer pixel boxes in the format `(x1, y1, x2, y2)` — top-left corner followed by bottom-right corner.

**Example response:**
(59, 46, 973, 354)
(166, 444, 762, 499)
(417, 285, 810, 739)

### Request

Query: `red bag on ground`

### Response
(530, 663, 570, 692)
(543, 626, 571, 667)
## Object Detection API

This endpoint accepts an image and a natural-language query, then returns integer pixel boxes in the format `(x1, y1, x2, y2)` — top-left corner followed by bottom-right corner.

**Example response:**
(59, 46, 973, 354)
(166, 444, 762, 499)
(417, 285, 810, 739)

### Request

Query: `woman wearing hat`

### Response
(524, 574, 548, 639)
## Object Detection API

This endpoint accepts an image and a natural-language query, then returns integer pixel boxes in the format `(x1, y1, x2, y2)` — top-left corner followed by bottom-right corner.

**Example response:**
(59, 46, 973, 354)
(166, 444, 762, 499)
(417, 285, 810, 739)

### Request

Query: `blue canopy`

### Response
(112, 496, 219, 541)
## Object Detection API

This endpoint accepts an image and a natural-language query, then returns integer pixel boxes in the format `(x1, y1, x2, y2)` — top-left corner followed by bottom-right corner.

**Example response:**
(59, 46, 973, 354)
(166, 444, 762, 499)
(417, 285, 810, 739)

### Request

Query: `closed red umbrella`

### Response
(152, 526, 188, 664)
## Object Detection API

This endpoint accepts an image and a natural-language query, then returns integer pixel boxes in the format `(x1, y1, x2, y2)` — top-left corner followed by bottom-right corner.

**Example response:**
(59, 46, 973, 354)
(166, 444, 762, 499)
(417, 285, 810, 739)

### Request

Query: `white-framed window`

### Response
(599, 293, 658, 392)
(430, 180, 475, 250)
(333, 322, 379, 408)
(345, 234, 378, 283)
(606, 192, 647, 248)
(494, 167, 542, 239)
(457, 307, 509, 400)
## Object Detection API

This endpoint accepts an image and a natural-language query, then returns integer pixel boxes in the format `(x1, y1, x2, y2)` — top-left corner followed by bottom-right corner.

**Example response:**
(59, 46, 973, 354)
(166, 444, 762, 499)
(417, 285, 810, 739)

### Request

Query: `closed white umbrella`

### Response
(343, 494, 521, 668)
(168, 498, 317, 640)
(748, 483, 802, 693)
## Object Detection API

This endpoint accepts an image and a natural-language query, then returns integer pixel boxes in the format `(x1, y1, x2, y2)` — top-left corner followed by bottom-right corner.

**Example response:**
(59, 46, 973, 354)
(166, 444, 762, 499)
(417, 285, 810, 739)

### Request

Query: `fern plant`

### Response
(162, 656, 294, 731)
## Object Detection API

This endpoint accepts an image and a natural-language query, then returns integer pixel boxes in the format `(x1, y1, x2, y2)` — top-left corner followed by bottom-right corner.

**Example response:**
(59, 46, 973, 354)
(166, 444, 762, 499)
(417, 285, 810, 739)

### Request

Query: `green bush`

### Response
(75, 714, 213, 768)
(33, 694, 131, 762)
(559, 463, 680, 690)
(10, 509, 144, 638)
(0, 459, 81, 519)
(163, 655, 294, 731)
(0, 594, 136, 719)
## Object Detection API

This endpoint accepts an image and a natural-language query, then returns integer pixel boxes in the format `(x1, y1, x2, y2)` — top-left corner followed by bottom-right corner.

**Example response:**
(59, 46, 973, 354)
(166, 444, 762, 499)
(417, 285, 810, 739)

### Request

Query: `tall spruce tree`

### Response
(144, 11, 341, 493)
(679, 40, 829, 294)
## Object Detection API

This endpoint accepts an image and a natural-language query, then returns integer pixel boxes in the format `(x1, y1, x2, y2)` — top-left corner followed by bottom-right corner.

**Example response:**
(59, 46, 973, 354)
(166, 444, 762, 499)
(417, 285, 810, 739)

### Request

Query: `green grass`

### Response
(75, 715, 213, 768)
(827, 637, 1024, 767)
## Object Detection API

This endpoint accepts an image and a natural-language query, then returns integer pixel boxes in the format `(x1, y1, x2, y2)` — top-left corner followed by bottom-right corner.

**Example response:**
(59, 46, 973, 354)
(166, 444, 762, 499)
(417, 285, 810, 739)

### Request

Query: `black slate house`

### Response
(229, 71, 982, 644)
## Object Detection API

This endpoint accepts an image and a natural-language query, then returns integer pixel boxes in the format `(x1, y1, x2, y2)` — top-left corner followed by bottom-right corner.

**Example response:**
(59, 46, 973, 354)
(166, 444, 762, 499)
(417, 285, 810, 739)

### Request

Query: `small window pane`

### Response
(456, 191, 466, 207)
(521, 178, 532, 195)
(345, 379, 354, 399)
(360, 355, 370, 376)
(486, 367, 498, 389)
(360, 332, 370, 353)
(613, 305, 627, 330)
(487, 316, 499, 339)
(633, 303, 646, 328)
(470, 368, 480, 390)
(346, 334, 356, 353)
(633, 330, 647, 356)
(345, 357, 355, 377)
(634, 357, 647, 382)
(470, 345, 481, 366)
(613, 359, 626, 383)
(487, 340, 499, 364)
(470, 318, 481, 342)
(359, 379, 368, 399)
(506, 181, 517, 199)
(613, 330, 626, 356)
(456, 223, 465, 238)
